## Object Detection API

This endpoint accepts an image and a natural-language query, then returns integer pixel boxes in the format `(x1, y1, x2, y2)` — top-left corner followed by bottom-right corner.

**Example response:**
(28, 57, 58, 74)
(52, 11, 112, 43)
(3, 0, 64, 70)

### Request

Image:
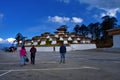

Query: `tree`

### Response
(15, 33, 27, 46)
(79, 24, 88, 36)
(88, 22, 101, 40)
(73, 24, 80, 34)
(101, 15, 117, 38)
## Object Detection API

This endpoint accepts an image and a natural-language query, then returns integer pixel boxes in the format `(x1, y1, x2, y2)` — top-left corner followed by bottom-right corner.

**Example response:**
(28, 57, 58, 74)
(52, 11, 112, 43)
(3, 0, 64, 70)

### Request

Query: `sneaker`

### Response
(59, 61, 62, 64)
(63, 61, 65, 64)
(20, 64, 23, 67)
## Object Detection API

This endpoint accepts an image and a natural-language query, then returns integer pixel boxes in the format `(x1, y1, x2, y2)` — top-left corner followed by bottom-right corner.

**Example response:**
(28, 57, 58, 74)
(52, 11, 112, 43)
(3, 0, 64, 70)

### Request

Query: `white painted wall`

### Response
(112, 35, 120, 48)
(17, 44, 96, 52)
(54, 46, 72, 52)
(70, 44, 96, 50)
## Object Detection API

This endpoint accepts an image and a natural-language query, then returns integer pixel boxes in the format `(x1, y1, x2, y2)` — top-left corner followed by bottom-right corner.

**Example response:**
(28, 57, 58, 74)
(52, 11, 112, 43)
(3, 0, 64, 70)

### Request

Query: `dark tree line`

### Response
(73, 15, 118, 47)
(74, 15, 118, 41)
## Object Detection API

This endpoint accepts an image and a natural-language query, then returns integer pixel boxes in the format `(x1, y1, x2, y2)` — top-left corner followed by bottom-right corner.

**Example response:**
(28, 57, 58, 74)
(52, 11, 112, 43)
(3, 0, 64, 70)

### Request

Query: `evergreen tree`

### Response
(74, 24, 80, 34)
(15, 33, 27, 46)
(101, 15, 117, 38)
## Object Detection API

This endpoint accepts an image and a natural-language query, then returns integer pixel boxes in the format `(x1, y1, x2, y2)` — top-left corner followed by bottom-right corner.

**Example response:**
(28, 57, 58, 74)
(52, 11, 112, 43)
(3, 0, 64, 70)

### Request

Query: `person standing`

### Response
(59, 43, 66, 63)
(30, 45, 37, 65)
(19, 46, 27, 66)
(53, 46, 55, 51)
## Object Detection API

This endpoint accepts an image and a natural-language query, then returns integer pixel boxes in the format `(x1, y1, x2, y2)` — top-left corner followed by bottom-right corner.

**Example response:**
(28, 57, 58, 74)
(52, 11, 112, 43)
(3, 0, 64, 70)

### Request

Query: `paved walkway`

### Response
(0, 49, 120, 80)
(91, 48, 120, 53)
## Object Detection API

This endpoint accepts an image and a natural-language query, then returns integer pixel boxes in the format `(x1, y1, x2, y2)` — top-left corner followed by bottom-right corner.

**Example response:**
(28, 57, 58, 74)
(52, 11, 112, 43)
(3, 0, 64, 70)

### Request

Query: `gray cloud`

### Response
(0, 37, 15, 44)
(48, 16, 83, 24)
(58, 0, 120, 10)
(78, 0, 120, 10)
(58, 0, 120, 17)
(48, 16, 70, 24)
(77, 0, 120, 19)
(71, 17, 83, 23)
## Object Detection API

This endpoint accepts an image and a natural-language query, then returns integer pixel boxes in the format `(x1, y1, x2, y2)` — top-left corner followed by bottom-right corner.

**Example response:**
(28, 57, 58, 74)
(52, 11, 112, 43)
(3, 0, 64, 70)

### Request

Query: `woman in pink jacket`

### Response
(19, 46, 27, 66)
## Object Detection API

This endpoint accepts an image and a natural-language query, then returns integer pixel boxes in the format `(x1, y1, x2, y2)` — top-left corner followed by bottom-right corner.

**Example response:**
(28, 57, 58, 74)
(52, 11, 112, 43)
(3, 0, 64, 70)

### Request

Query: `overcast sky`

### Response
(0, 0, 120, 44)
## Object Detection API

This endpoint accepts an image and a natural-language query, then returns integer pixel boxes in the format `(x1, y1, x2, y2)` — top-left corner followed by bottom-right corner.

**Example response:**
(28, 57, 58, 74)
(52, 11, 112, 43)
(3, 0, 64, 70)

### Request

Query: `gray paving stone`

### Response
(0, 49, 120, 80)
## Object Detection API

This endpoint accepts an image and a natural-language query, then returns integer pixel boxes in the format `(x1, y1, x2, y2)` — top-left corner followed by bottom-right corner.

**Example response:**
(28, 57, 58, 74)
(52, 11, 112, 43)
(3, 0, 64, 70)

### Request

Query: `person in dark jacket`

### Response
(59, 43, 66, 63)
(30, 45, 37, 64)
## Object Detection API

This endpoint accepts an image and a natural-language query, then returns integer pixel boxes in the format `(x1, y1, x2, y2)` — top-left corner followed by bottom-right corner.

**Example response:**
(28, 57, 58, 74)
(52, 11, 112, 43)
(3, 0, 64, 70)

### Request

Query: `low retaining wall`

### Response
(70, 44, 96, 50)
(17, 44, 96, 52)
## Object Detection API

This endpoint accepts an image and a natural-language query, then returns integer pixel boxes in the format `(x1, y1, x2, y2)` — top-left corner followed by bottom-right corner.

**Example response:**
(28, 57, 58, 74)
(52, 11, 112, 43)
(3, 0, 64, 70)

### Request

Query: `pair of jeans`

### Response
(60, 53, 66, 62)
(20, 56, 26, 65)
(31, 54, 35, 64)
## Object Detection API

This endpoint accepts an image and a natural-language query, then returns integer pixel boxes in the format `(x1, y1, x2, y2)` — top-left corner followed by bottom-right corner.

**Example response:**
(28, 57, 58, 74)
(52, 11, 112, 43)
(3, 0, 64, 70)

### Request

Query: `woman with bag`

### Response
(19, 46, 27, 66)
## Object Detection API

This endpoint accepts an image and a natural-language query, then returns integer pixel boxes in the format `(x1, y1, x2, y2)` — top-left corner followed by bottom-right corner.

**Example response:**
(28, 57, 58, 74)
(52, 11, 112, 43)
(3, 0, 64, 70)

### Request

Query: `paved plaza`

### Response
(0, 48, 120, 80)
